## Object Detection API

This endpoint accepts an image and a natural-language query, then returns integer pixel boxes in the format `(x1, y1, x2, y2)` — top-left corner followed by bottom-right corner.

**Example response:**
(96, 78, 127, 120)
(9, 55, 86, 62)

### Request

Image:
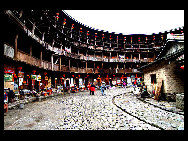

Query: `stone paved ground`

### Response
(4, 88, 184, 130)
(113, 91, 184, 130)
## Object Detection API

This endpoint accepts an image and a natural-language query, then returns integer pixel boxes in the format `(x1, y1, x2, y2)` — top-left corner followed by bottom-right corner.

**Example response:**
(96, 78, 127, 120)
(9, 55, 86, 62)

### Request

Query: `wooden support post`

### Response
(139, 53, 140, 60)
(154, 52, 156, 60)
(94, 62, 95, 73)
(30, 45, 32, 56)
(40, 49, 42, 67)
(42, 32, 45, 41)
(86, 61, 87, 72)
(51, 54, 53, 71)
(14, 34, 18, 60)
(59, 56, 61, 71)
(69, 59, 70, 71)
(77, 62, 79, 73)
(32, 22, 36, 34)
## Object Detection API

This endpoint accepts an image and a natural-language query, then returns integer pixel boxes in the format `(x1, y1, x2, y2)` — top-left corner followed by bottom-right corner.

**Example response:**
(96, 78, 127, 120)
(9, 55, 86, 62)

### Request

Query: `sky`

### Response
(64, 10, 184, 35)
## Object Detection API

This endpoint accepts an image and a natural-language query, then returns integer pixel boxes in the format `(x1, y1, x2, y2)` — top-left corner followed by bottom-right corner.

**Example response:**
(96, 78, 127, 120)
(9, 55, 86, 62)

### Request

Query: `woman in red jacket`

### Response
(90, 84, 96, 95)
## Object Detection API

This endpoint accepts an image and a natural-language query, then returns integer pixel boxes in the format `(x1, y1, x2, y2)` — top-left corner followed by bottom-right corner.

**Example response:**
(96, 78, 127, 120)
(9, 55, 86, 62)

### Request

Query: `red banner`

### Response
(4, 66, 15, 74)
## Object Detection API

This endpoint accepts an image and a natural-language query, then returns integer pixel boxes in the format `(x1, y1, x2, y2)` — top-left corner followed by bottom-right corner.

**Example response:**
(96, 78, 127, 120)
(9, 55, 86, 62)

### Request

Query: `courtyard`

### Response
(4, 88, 184, 130)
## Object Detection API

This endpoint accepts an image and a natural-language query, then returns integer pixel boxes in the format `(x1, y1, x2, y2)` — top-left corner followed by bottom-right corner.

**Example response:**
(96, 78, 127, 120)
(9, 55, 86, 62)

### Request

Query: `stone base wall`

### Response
(143, 60, 184, 98)
(176, 93, 184, 111)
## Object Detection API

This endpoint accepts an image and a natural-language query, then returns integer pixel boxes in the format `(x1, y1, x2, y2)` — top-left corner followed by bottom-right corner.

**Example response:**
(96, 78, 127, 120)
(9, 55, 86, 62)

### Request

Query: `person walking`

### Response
(101, 82, 106, 96)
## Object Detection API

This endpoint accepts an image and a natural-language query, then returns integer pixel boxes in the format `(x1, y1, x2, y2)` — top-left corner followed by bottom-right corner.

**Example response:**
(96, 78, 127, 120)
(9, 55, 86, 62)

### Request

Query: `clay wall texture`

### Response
(143, 60, 184, 95)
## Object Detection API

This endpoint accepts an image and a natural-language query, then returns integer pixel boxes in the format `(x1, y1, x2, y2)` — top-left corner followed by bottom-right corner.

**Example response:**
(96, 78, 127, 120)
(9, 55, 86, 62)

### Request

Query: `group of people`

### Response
(87, 80, 148, 98)
(87, 82, 106, 96)
(4, 88, 49, 104)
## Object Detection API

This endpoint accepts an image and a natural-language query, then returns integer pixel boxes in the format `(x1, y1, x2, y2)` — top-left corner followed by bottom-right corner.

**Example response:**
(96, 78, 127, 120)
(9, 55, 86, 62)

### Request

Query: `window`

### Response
(151, 74, 156, 84)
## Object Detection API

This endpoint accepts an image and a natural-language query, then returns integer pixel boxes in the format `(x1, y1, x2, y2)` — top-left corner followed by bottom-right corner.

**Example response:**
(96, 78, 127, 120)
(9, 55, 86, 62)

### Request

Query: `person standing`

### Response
(90, 83, 96, 95)
(123, 81, 126, 88)
(4, 91, 8, 103)
(8, 88, 15, 103)
(123, 81, 127, 93)
(88, 82, 91, 95)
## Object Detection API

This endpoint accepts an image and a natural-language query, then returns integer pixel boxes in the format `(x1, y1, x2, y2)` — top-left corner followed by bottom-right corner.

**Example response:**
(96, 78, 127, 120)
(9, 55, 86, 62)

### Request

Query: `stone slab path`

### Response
(4, 88, 184, 130)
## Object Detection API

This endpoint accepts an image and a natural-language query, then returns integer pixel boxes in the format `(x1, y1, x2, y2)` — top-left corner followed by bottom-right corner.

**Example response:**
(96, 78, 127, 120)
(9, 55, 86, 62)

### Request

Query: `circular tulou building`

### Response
(3, 10, 184, 98)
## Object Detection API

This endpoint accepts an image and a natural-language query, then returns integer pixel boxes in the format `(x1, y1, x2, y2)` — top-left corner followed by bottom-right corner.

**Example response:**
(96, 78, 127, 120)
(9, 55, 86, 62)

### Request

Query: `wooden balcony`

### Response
(17, 50, 53, 70)
(118, 69, 125, 73)
(94, 68, 99, 73)
(148, 58, 154, 62)
(125, 69, 133, 73)
(17, 50, 40, 67)
(61, 66, 69, 72)
(95, 57, 103, 61)
(42, 61, 52, 70)
(63, 50, 155, 63)
(78, 68, 86, 73)
(8, 49, 141, 74)
(140, 58, 154, 62)
(70, 67, 78, 73)
(17, 50, 30, 64)
(103, 69, 110, 73)
(86, 68, 93, 73)
(53, 64, 59, 71)
(6, 46, 142, 74)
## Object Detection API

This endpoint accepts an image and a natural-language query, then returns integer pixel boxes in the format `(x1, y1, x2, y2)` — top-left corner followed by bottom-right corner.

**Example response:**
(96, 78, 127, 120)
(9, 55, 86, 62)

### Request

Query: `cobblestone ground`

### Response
(113, 92, 184, 130)
(4, 88, 184, 130)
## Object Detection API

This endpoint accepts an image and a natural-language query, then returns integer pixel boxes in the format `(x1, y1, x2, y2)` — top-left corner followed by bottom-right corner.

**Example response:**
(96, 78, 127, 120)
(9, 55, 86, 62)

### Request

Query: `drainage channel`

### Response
(137, 97, 184, 116)
(112, 93, 165, 130)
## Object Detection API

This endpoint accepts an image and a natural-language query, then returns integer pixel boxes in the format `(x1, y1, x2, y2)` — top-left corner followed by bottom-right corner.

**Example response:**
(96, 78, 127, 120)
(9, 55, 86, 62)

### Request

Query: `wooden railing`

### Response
(5, 45, 140, 74)
(78, 68, 86, 73)
(118, 69, 125, 73)
(53, 64, 59, 71)
(17, 50, 52, 70)
(125, 69, 133, 73)
(61, 66, 69, 72)
(42, 61, 52, 70)
(17, 50, 40, 67)
(70, 67, 78, 73)
(16, 48, 154, 68)
(65, 52, 155, 63)
(86, 68, 93, 73)
(94, 68, 99, 73)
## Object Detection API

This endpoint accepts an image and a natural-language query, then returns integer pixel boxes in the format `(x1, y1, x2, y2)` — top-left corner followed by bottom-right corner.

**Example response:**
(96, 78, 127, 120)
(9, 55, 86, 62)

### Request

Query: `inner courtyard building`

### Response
(3, 10, 184, 131)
